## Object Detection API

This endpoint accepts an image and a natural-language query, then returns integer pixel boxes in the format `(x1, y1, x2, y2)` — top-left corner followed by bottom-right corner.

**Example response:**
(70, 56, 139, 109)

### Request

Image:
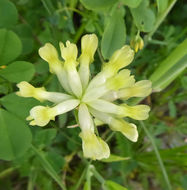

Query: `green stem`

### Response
(91, 167, 105, 184)
(27, 167, 37, 190)
(106, 131, 115, 142)
(31, 145, 67, 190)
(72, 168, 87, 190)
(73, 22, 87, 43)
(139, 121, 172, 190)
(91, 167, 108, 190)
(50, 121, 81, 146)
(134, 0, 178, 71)
(41, 0, 53, 15)
(145, 0, 178, 43)
(149, 39, 167, 45)
(56, 7, 86, 17)
(97, 49, 105, 64)
(86, 165, 93, 190)
(0, 167, 17, 178)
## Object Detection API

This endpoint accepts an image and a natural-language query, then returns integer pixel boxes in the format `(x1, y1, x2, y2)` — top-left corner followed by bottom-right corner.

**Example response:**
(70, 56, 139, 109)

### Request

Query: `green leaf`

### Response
(156, 0, 168, 13)
(14, 24, 34, 55)
(139, 121, 172, 190)
(105, 180, 128, 190)
(83, 181, 89, 190)
(80, 0, 117, 10)
(0, 83, 9, 94)
(150, 38, 187, 83)
(0, 61, 35, 83)
(0, 0, 18, 28)
(121, 0, 142, 8)
(181, 76, 187, 89)
(0, 29, 22, 65)
(101, 7, 126, 59)
(130, 39, 187, 104)
(31, 145, 66, 190)
(152, 55, 187, 91)
(44, 150, 65, 173)
(168, 100, 176, 118)
(101, 154, 130, 162)
(0, 109, 32, 160)
(34, 128, 57, 147)
(150, 38, 187, 91)
(130, 0, 155, 32)
(0, 93, 39, 120)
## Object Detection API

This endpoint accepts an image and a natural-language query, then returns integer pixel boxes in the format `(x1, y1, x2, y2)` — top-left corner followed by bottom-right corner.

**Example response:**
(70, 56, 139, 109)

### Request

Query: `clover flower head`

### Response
(17, 33, 152, 160)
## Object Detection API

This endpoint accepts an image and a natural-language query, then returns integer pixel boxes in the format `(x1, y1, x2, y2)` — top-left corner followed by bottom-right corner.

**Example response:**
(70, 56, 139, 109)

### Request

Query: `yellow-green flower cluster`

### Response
(130, 33, 144, 53)
(17, 34, 152, 160)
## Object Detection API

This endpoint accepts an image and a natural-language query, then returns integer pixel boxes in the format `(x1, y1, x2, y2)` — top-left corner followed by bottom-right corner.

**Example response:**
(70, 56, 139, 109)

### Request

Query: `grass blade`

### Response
(153, 54, 187, 91)
(31, 145, 67, 190)
(139, 121, 172, 190)
(150, 38, 187, 83)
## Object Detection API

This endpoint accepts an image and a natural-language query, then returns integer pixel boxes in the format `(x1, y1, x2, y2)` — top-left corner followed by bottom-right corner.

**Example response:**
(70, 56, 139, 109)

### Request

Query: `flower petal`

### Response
(60, 41, 78, 62)
(89, 108, 138, 142)
(28, 106, 57, 127)
(41, 92, 73, 103)
(87, 99, 124, 116)
(110, 119, 138, 142)
(80, 131, 110, 160)
(54, 99, 80, 115)
(39, 43, 62, 73)
(122, 104, 150, 120)
(17, 81, 46, 101)
(106, 69, 135, 90)
(103, 45, 134, 76)
(78, 103, 94, 133)
(59, 41, 82, 97)
(66, 66, 83, 98)
(17, 81, 72, 103)
(80, 34, 98, 63)
(117, 80, 152, 100)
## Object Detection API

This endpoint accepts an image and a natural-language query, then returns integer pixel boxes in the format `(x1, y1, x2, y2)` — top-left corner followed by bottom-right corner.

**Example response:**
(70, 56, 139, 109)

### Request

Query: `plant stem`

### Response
(86, 165, 93, 190)
(91, 167, 108, 190)
(41, 0, 53, 15)
(31, 145, 67, 190)
(139, 121, 172, 190)
(106, 131, 115, 142)
(50, 122, 81, 146)
(91, 167, 105, 184)
(73, 22, 87, 43)
(72, 168, 87, 190)
(0, 167, 17, 178)
(145, 0, 178, 44)
(56, 7, 86, 17)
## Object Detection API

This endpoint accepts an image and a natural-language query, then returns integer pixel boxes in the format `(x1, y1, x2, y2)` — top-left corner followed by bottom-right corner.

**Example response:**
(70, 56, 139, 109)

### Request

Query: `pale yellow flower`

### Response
(130, 32, 144, 53)
(17, 34, 152, 160)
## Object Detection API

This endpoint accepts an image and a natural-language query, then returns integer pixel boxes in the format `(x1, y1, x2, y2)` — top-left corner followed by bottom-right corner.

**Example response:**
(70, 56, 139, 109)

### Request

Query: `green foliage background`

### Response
(0, 0, 186, 189)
